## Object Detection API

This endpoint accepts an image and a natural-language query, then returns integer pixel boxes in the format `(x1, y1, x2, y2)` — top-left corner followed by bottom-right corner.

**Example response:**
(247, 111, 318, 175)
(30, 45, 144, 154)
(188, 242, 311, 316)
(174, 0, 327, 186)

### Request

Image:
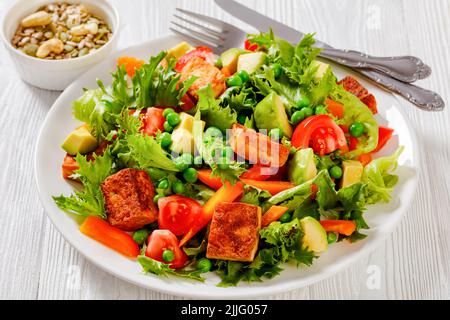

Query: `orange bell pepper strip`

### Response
(261, 206, 289, 227)
(325, 98, 344, 119)
(80, 216, 140, 258)
(240, 179, 295, 195)
(197, 169, 223, 190)
(179, 181, 244, 247)
(240, 164, 272, 181)
(319, 220, 356, 236)
(358, 153, 372, 166)
(117, 56, 145, 77)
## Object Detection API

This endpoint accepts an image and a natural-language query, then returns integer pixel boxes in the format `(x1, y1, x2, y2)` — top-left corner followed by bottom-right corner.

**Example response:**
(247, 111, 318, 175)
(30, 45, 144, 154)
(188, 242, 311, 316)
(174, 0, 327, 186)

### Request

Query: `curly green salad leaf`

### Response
(198, 85, 237, 132)
(138, 256, 205, 282)
(53, 150, 114, 218)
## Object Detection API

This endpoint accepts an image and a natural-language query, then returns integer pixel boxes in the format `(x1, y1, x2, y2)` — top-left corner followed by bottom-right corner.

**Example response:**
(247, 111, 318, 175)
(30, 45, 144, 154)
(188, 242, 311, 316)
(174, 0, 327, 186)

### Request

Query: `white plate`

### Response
(35, 34, 419, 299)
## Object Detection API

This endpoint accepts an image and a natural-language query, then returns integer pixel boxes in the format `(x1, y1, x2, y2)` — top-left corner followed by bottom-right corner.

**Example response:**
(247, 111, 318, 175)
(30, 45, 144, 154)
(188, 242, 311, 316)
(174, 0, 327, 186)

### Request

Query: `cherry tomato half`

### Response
(145, 230, 187, 269)
(291, 115, 348, 156)
(174, 46, 214, 72)
(157, 195, 204, 236)
(142, 107, 165, 137)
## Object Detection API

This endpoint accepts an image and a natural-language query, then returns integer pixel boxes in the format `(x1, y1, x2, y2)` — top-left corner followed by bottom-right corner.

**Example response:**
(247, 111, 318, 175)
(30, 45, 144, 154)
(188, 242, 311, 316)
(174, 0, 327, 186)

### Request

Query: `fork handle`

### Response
(357, 68, 444, 111)
(320, 48, 431, 83)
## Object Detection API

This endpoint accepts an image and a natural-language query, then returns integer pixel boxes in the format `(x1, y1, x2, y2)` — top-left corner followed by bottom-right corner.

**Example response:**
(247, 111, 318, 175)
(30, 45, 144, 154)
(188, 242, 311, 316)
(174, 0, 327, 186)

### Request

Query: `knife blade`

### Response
(214, 0, 330, 48)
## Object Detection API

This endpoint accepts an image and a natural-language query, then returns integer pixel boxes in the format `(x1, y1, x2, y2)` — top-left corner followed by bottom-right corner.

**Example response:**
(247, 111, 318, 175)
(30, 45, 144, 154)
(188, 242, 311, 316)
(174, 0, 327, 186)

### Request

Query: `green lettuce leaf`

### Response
(198, 85, 237, 132)
(363, 146, 404, 204)
(138, 256, 205, 282)
(53, 150, 113, 218)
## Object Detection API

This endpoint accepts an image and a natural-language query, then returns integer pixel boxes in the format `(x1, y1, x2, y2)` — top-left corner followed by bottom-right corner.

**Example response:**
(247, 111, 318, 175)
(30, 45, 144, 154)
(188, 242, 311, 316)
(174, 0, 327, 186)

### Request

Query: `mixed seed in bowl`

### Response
(11, 2, 112, 59)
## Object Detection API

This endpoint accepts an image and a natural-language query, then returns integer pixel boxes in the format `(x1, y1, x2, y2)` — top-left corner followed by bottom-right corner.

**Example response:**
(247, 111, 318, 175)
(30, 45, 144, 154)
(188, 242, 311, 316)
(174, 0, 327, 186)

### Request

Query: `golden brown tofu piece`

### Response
(101, 168, 157, 231)
(206, 202, 262, 262)
(179, 56, 226, 100)
(338, 76, 369, 100)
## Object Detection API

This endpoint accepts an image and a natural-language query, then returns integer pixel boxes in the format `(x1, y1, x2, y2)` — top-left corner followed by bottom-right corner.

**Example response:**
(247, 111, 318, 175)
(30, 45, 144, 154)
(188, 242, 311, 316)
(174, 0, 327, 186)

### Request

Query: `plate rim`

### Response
(34, 34, 420, 299)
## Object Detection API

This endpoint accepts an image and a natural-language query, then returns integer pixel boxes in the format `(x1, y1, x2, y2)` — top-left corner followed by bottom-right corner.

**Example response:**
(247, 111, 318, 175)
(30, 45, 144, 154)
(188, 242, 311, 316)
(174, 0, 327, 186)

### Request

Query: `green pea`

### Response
(236, 70, 250, 83)
(226, 75, 243, 87)
(194, 155, 203, 166)
(175, 153, 193, 171)
(329, 166, 343, 179)
(314, 105, 328, 115)
(269, 128, 282, 140)
(205, 126, 223, 140)
(163, 121, 173, 133)
(158, 179, 170, 190)
(172, 180, 185, 194)
(302, 107, 314, 117)
(153, 194, 164, 204)
(132, 229, 148, 245)
(279, 212, 292, 223)
(159, 132, 172, 149)
(215, 57, 223, 69)
(162, 108, 175, 118)
(296, 96, 310, 109)
(197, 258, 212, 272)
(327, 232, 338, 244)
(273, 63, 282, 78)
(349, 122, 365, 137)
(237, 114, 247, 124)
(162, 249, 175, 262)
(183, 168, 198, 183)
(166, 112, 181, 127)
(291, 110, 305, 125)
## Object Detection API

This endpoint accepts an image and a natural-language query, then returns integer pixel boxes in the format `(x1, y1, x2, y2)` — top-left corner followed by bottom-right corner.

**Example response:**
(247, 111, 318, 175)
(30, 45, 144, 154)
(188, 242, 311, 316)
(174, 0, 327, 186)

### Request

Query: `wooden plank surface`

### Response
(0, 0, 448, 300)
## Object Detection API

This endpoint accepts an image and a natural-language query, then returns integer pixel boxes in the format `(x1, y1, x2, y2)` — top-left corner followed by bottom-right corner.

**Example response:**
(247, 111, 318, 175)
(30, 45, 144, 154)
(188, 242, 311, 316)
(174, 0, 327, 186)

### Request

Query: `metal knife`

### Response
(214, 0, 444, 111)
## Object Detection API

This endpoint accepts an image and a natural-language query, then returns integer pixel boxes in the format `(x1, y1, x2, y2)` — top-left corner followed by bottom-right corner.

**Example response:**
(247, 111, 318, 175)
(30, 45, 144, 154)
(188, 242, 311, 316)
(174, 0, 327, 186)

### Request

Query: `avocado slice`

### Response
(171, 112, 205, 154)
(220, 48, 243, 74)
(254, 92, 293, 138)
(61, 126, 98, 156)
(300, 216, 328, 253)
(237, 52, 267, 74)
(341, 160, 364, 188)
(287, 148, 317, 184)
(167, 42, 194, 59)
(311, 60, 331, 79)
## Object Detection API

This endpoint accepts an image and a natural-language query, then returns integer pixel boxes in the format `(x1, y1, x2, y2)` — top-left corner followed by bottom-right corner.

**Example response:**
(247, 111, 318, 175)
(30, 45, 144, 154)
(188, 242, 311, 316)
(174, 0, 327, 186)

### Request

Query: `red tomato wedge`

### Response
(240, 165, 272, 181)
(142, 107, 165, 137)
(261, 206, 289, 227)
(240, 179, 295, 195)
(146, 230, 187, 269)
(320, 220, 356, 236)
(62, 154, 79, 180)
(175, 46, 214, 72)
(117, 56, 145, 77)
(179, 94, 196, 111)
(325, 98, 344, 119)
(229, 124, 290, 168)
(157, 195, 204, 236)
(179, 181, 244, 247)
(80, 216, 140, 258)
(291, 115, 349, 156)
(244, 39, 259, 51)
(373, 126, 394, 153)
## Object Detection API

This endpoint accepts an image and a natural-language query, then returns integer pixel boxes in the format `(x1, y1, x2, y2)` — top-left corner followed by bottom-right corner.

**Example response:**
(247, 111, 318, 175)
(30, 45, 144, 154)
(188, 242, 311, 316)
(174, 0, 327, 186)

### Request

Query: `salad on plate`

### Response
(53, 31, 403, 286)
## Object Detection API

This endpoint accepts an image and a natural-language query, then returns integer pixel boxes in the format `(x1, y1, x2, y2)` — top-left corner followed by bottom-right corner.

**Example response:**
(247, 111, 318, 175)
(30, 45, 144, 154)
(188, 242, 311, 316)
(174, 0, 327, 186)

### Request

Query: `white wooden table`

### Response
(0, 0, 449, 300)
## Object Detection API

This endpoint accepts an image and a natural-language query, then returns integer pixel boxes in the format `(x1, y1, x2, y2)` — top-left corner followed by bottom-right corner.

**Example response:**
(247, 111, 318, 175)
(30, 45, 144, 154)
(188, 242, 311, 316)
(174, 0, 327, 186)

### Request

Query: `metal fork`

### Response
(170, 8, 444, 111)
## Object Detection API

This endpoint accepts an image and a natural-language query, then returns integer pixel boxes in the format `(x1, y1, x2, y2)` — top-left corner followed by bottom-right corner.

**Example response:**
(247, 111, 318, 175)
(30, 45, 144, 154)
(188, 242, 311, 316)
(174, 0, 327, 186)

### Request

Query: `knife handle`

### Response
(357, 69, 444, 111)
(320, 48, 431, 83)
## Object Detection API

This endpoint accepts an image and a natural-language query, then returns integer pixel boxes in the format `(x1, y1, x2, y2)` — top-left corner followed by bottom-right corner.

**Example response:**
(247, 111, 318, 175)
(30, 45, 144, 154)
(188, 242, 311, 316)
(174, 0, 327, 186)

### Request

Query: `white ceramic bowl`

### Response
(1, 0, 119, 91)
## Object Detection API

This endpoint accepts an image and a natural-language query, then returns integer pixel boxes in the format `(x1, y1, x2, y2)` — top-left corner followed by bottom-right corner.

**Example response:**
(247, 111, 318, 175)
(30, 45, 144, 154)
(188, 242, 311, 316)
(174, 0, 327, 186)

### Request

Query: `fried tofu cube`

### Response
(179, 56, 226, 99)
(101, 168, 157, 231)
(338, 76, 369, 100)
(206, 202, 262, 262)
